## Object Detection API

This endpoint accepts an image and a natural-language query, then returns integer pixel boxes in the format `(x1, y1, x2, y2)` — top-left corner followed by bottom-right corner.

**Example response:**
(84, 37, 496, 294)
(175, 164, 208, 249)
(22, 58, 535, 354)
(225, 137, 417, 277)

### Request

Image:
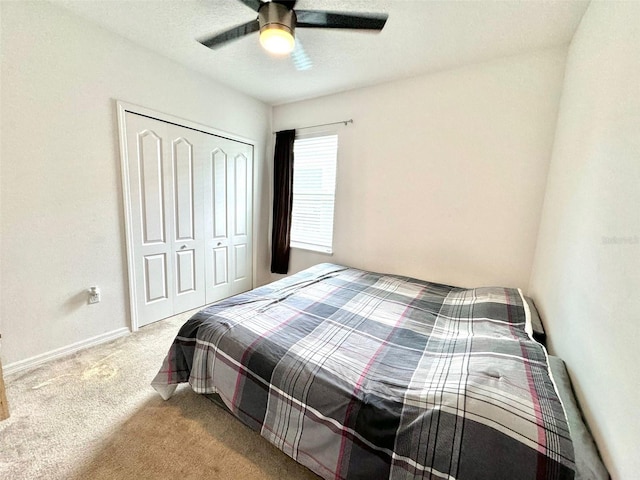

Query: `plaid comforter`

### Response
(152, 263, 575, 480)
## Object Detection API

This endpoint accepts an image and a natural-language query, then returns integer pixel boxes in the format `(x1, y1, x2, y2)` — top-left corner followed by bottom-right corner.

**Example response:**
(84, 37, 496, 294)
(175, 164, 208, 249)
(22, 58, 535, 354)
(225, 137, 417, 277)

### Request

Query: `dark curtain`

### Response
(270, 129, 296, 274)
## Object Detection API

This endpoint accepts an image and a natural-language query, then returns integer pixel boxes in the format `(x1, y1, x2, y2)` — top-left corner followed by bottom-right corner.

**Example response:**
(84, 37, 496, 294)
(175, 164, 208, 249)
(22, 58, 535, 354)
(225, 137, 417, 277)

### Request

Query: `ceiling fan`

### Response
(198, 0, 388, 60)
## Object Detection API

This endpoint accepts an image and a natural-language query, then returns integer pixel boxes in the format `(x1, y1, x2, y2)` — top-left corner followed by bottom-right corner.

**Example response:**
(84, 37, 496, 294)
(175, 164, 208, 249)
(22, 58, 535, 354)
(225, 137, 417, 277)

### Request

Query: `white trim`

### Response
(3, 328, 130, 376)
(117, 102, 139, 331)
(518, 289, 571, 442)
(116, 101, 256, 146)
(115, 100, 258, 330)
(518, 288, 534, 337)
(290, 243, 333, 255)
(518, 289, 574, 441)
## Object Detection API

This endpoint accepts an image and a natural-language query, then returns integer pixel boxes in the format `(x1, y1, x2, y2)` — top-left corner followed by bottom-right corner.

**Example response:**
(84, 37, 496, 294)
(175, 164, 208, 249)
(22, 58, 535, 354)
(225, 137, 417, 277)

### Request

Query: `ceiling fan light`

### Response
(259, 25, 295, 55)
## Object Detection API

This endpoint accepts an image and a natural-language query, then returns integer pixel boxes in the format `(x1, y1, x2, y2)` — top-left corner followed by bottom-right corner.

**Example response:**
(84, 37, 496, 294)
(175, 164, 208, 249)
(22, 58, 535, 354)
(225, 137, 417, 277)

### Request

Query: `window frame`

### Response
(289, 131, 338, 255)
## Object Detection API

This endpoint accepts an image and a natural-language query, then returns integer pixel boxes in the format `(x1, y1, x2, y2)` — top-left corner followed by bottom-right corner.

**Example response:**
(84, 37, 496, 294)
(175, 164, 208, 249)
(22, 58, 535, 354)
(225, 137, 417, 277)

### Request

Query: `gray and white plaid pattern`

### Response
(153, 263, 575, 479)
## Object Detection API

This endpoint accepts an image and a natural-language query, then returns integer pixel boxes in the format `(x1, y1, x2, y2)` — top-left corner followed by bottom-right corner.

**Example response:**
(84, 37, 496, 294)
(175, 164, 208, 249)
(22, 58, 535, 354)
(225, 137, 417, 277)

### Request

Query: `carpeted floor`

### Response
(0, 311, 320, 480)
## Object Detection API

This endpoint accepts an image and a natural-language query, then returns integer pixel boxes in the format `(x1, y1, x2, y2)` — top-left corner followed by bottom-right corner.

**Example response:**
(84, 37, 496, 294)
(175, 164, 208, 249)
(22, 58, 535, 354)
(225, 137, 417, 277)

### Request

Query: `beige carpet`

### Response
(0, 311, 320, 480)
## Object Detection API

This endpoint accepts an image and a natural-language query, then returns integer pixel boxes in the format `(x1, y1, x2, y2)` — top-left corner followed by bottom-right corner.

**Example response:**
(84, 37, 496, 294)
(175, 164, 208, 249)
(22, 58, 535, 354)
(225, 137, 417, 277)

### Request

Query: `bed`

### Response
(152, 263, 580, 479)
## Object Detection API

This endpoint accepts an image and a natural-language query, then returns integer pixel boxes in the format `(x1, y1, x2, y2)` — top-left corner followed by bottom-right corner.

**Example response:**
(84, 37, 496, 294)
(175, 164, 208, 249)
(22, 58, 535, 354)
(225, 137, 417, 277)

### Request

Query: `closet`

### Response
(119, 106, 253, 328)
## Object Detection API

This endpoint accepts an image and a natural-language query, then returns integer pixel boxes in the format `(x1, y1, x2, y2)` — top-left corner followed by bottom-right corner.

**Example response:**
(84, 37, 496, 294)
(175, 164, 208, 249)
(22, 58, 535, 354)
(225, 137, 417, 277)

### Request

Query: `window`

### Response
(290, 134, 338, 254)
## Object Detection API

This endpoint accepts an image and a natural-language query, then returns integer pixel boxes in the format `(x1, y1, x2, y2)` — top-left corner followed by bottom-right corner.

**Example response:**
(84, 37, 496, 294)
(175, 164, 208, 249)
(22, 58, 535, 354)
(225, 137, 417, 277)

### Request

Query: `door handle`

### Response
(217, 242, 222, 247)
(180, 245, 187, 250)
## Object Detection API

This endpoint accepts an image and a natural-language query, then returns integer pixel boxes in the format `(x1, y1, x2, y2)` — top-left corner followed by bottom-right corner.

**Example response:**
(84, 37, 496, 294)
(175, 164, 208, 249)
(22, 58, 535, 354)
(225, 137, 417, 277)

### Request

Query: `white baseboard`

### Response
(3, 328, 131, 376)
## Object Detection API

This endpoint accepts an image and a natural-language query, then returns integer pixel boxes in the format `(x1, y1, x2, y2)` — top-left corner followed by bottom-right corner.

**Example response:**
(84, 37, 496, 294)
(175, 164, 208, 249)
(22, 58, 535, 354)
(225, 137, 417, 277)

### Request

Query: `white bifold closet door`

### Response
(123, 112, 253, 327)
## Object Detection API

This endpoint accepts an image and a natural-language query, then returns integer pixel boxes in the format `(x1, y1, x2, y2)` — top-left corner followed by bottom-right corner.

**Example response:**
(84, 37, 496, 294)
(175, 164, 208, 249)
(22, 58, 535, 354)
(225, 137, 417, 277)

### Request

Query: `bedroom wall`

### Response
(0, 1, 271, 368)
(529, 2, 640, 478)
(269, 47, 567, 290)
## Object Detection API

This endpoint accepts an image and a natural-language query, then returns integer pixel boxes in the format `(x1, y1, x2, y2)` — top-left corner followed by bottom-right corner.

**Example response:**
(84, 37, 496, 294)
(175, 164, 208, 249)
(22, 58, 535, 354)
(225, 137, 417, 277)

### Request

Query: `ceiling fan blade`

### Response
(237, 0, 265, 13)
(291, 37, 312, 71)
(295, 10, 388, 31)
(199, 20, 260, 49)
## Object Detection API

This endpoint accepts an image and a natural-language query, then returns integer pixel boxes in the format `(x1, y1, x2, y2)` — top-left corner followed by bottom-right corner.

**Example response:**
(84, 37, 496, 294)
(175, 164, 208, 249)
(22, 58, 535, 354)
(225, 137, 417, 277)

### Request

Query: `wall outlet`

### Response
(88, 286, 101, 304)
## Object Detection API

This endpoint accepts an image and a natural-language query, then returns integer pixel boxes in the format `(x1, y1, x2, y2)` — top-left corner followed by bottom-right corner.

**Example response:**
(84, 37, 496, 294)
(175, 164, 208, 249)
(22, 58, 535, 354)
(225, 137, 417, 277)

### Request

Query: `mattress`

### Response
(153, 263, 576, 479)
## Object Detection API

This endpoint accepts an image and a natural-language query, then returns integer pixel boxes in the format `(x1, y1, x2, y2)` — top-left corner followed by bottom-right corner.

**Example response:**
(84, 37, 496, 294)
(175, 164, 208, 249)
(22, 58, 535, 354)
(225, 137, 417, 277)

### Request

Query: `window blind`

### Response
(290, 134, 338, 254)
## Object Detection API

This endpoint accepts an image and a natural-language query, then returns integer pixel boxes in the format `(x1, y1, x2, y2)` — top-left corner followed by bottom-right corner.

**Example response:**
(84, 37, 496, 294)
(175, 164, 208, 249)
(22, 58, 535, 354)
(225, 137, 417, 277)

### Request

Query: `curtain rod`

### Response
(273, 119, 353, 134)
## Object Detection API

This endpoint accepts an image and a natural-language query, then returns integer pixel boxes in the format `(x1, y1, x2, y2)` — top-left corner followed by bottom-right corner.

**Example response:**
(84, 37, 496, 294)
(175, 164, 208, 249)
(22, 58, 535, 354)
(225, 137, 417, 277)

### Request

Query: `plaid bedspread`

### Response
(152, 263, 575, 480)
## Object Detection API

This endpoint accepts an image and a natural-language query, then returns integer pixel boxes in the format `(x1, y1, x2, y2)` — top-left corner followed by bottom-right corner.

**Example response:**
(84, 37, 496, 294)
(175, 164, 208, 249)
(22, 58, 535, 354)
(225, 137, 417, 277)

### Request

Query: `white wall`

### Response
(0, 1, 271, 367)
(529, 2, 640, 478)
(270, 47, 567, 290)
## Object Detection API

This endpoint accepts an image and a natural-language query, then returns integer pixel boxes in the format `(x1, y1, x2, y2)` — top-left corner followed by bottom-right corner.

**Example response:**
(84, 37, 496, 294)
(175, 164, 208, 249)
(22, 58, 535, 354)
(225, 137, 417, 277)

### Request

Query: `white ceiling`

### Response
(53, 0, 589, 105)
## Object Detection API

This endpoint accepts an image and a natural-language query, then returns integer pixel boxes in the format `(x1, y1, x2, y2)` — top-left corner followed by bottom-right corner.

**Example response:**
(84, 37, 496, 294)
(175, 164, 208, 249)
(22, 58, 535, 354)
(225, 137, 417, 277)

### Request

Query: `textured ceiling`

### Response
(53, 0, 589, 105)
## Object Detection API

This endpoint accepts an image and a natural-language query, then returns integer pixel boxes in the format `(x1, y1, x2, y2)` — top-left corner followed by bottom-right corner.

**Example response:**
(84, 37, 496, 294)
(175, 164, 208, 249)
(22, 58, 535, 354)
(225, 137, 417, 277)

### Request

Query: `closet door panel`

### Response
(205, 147, 231, 303)
(175, 249, 196, 294)
(168, 128, 205, 314)
(125, 114, 174, 324)
(139, 131, 166, 244)
(233, 245, 248, 281)
(229, 149, 253, 295)
(213, 247, 229, 286)
(234, 154, 248, 237)
(205, 141, 253, 301)
(212, 150, 228, 239)
(123, 108, 253, 326)
(144, 253, 169, 302)
(173, 139, 195, 241)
